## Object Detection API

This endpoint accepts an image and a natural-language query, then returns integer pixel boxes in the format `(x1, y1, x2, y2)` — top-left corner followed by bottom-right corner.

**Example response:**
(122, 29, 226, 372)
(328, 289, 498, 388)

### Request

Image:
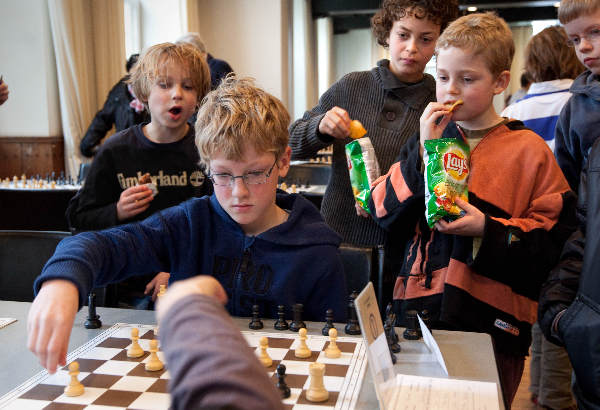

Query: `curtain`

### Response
(182, 0, 202, 33)
(291, 0, 318, 119)
(47, 0, 124, 178)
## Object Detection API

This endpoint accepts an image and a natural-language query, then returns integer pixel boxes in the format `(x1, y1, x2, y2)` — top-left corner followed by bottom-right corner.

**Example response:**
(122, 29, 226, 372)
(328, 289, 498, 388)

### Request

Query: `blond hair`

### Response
(128, 42, 210, 106)
(558, 0, 600, 24)
(195, 75, 290, 168)
(436, 12, 514, 77)
(525, 26, 585, 83)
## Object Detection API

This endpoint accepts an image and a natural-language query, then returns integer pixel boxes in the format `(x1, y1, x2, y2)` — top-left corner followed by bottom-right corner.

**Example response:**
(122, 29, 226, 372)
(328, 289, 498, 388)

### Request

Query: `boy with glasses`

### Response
(554, 0, 600, 191)
(27, 76, 347, 374)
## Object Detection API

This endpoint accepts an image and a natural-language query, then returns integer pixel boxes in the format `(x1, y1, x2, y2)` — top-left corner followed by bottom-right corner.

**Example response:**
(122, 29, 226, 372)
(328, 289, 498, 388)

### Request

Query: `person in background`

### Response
(66, 42, 212, 308)
(502, 26, 584, 152)
(176, 32, 234, 90)
(369, 13, 576, 407)
(505, 72, 532, 106)
(80, 54, 151, 157)
(289, 0, 458, 308)
(0, 77, 8, 105)
(502, 25, 582, 410)
(156, 275, 284, 410)
(554, 0, 600, 192)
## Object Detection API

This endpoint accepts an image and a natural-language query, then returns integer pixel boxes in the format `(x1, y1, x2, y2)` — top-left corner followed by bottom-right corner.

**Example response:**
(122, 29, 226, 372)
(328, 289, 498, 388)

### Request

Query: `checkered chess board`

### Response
(0, 323, 368, 409)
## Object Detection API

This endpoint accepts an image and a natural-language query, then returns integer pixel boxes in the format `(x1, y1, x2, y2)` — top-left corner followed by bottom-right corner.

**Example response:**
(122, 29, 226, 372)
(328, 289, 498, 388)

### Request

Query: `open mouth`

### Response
(169, 107, 182, 115)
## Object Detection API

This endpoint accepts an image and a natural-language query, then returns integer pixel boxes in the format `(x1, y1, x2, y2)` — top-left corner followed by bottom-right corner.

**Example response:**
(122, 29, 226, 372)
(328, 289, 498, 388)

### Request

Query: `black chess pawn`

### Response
(289, 303, 306, 332)
(384, 317, 401, 354)
(344, 291, 361, 335)
(321, 308, 336, 336)
(276, 364, 291, 398)
(274, 305, 289, 331)
(403, 309, 422, 340)
(84, 292, 102, 329)
(420, 309, 432, 333)
(249, 304, 264, 330)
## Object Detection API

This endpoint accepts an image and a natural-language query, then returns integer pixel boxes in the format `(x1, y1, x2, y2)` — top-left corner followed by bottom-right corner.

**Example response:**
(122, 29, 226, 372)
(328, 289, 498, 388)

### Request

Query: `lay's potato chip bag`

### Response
(423, 138, 470, 228)
(346, 137, 380, 214)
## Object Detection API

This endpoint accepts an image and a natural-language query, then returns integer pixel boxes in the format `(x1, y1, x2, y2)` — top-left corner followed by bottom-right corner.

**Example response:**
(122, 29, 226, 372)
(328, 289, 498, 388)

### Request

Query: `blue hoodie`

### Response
(555, 71, 600, 192)
(35, 192, 348, 321)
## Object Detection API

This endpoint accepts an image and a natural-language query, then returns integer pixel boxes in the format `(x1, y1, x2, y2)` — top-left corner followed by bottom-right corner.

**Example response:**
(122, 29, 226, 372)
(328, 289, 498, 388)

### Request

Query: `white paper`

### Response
(382, 373, 500, 410)
(418, 314, 448, 376)
(0, 318, 17, 329)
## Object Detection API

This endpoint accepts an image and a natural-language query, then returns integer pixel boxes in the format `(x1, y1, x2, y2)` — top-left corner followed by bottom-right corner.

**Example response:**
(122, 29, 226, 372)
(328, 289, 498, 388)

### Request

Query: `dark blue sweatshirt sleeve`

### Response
(160, 294, 283, 410)
(35, 207, 189, 308)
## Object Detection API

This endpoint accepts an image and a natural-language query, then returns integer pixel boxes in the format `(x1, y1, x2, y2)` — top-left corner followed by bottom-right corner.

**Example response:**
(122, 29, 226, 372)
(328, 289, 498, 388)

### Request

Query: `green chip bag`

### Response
(345, 137, 380, 214)
(424, 138, 470, 228)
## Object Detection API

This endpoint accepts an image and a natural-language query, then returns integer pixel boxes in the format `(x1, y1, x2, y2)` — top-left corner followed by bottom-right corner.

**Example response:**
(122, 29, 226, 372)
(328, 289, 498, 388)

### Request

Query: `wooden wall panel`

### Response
(0, 137, 64, 178)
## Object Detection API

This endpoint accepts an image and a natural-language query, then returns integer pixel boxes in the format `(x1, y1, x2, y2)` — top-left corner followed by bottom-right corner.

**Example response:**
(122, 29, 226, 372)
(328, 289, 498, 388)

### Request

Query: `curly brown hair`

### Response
(371, 0, 459, 47)
(525, 26, 585, 83)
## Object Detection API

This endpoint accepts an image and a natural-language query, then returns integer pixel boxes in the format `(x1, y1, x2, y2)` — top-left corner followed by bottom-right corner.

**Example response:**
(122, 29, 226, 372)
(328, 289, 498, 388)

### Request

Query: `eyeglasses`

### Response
(566, 27, 600, 47)
(208, 159, 278, 187)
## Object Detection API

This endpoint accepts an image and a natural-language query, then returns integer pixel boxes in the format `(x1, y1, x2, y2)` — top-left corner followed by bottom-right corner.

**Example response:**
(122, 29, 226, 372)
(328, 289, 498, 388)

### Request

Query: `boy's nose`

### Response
(230, 177, 249, 197)
(405, 38, 418, 53)
(171, 84, 183, 99)
(579, 37, 593, 52)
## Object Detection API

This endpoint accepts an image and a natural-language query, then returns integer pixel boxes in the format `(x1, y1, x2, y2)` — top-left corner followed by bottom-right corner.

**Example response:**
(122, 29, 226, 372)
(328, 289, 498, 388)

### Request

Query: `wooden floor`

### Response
(513, 354, 539, 410)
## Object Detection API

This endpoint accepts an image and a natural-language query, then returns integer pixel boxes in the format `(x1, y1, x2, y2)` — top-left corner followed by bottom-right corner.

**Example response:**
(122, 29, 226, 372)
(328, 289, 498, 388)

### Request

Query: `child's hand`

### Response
(27, 280, 79, 373)
(435, 198, 485, 237)
(144, 272, 170, 301)
(116, 185, 154, 221)
(419, 102, 453, 157)
(355, 202, 370, 218)
(156, 276, 228, 323)
(318, 106, 351, 139)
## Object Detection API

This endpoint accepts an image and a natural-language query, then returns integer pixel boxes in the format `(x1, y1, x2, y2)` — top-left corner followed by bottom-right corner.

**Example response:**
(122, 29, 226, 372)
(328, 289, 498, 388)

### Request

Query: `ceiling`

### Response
(311, 1, 560, 34)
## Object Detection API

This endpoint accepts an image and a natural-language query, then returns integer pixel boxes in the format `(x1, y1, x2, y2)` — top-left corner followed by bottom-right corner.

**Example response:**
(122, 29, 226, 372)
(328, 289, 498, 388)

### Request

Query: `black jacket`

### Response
(539, 138, 600, 409)
(80, 76, 150, 157)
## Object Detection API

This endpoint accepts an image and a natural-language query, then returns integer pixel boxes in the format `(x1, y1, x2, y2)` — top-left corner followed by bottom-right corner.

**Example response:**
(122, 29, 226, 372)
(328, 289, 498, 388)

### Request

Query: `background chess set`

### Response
(0, 323, 368, 410)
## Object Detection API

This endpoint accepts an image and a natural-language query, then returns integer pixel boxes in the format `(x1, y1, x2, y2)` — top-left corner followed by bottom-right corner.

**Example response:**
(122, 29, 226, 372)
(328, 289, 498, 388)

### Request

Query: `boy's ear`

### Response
(493, 70, 511, 95)
(277, 146, 292, 178)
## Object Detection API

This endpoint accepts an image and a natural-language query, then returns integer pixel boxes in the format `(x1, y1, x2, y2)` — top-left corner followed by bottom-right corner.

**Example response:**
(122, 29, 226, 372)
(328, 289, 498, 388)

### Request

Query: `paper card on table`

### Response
(0, 318, 17, 329)
(381, 373, 500, 410)
(355, 282, 395, 409)
(418, 314, 448, 376)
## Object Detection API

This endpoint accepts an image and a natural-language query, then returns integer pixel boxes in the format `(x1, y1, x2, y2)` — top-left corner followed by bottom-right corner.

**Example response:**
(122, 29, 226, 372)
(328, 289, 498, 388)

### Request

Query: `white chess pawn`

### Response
(145, 339, 164, 371)
(259, 336, 272, 367)
(127, 328, 144, 358)
(294, 327, 311, 358)
(306, 362, 329, 402)
(325, 328, 342, 358)
(64, 361, 85, 397)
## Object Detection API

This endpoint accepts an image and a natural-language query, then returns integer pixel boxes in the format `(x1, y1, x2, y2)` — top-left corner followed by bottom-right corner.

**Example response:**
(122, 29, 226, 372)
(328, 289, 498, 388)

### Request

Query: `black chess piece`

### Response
(276, 364, 291, 398)
(84, 292, 102, 329)
(344, 291, 361, 335)
(420, 309, 432, 333)
(249, 304, 264, 330)
(403, 309, 422, 340)
(289, 303, 306, 332)
(321, 308, 336, 336)
(384, 312, 401, 354)
(274, 305, 289, 331)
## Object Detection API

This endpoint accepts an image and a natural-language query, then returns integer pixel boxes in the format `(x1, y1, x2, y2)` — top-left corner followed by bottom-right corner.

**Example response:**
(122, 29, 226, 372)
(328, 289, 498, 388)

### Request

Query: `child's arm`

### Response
(304, 248, 348, 322)
(67, 149, 153, 231)
(289, 80, 350, 160)
(554, 102, 581, 191)
(368, 133, 425, 231)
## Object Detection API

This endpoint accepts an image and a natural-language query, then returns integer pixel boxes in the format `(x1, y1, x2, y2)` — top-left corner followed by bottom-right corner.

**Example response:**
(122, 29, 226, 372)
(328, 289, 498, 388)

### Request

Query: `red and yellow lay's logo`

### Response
(443, 149, 469, 181)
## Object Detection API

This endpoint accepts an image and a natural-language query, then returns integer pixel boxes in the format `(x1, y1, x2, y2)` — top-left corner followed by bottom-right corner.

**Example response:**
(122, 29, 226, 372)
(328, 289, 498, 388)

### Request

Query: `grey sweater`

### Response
(161, 294, 283, 410)
(289, 59, 435, 245)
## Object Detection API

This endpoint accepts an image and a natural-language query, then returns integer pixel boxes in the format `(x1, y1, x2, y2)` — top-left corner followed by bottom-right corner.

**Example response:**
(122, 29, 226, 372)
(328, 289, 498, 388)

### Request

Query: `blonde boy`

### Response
(369, 13, 575, 407)
(66, 43, 213, 306)
(28, 76, 347, 373)
(553, 0, 600, 191)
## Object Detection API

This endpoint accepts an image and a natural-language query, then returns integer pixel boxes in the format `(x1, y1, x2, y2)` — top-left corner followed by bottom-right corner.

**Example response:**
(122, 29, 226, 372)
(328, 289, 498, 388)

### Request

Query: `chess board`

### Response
(0, 323, 368, 410)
